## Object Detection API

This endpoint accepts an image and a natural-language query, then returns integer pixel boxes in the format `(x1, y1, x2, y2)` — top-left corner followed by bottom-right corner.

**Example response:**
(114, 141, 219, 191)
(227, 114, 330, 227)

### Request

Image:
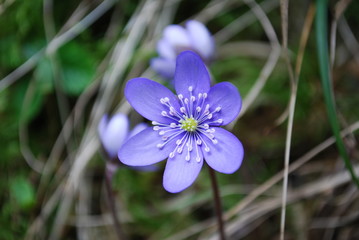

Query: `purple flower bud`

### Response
(98, 114, 129, 158)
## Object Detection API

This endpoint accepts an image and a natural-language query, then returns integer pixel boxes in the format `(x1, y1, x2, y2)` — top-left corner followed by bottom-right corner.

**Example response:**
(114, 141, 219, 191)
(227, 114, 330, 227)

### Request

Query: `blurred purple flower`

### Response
(119, 51, 243, 193)
(98, 114, 147, 159)
(151, 20, 215, 80)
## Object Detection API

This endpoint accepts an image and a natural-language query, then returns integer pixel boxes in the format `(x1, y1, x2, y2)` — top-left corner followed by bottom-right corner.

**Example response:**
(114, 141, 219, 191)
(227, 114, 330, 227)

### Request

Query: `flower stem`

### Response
(208, 167, 226, 240)
(104, 168, 127, 240)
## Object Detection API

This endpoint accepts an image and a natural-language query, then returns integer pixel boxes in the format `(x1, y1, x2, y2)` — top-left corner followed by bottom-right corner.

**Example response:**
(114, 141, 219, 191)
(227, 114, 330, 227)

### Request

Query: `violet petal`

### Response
(202, 127, 243, 174)
(174, 51, 211, 98)
(206, 82, 242, 125)
(119, 127, 179, 166)
(163, 149, 203, 193)
(125, 78, 180, 124)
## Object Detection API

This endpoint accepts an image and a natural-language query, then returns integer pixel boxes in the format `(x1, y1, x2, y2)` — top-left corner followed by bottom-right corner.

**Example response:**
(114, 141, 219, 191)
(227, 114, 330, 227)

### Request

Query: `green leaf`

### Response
(10, 177, 35, 210)
(58, 42, 96, 96)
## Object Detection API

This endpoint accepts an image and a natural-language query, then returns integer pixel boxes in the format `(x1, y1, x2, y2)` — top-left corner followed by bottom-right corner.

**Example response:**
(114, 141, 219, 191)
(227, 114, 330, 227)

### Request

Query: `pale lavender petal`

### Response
(157, 39, 176, 60)
(206, 82, 242, 125)
(202, 128, 243, 174)
(163, 149, 203, 193)
(174, 51, 211, 98)
(163, 25, 191, 49)
(98, 114, 129, 158)
(128, 122, 148, 139)
(125, 78, 180, 124)
(150, 58, 176, 79)
(186, 20, 215, 60)
(119, 128, 181, 166)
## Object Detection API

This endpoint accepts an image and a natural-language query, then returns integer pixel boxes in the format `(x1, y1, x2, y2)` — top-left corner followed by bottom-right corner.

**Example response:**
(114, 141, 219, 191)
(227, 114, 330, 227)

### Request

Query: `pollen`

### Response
(180, 117, 198, 132)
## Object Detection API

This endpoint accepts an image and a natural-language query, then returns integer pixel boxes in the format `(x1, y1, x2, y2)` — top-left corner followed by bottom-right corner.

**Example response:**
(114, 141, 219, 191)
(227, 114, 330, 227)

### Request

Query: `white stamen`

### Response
(169, 152, 175, 158)
(185, 155, 190, 161)
(178, 94, 183, 100)
(212, 139, 218, 144)
(190, 96, 195, 102)
(216, 119, 223, 124)
(180, 107, 186, 113)
(196, 106, 201, 112)
(196, 139, 202, 145)
(170, 123, 177, 128)
(207, 113, 213, 119)
(196, 156, 201, 162)
(161, 111, 167, 116)
(152, 121, 159, 125)
(215, 106, 221, 112)
(198, 93, 202, 99)
(153, 126, 160, 131)
(162, 136, 168, 140)
(176, 139, 182, 145)
(157, 143, 164, 149)
(205, 147, 210, 152)
(188, 86, 193, 92)
(203, 93, 207, 99)
(159, 131, 165, 135)
(184, 98, 189, 104)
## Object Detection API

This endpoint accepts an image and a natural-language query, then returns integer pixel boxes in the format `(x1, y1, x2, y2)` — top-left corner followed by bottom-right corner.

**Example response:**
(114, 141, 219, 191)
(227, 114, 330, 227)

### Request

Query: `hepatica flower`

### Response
(151, 20, 215, 79)
(119, 51, 243, 193)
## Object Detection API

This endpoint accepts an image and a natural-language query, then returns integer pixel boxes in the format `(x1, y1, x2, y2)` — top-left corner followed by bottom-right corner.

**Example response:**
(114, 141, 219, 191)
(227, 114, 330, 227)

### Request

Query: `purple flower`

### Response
(151, 20, 215, 80)
(119, 51, 243, 193)
(98, 114, 147, 159)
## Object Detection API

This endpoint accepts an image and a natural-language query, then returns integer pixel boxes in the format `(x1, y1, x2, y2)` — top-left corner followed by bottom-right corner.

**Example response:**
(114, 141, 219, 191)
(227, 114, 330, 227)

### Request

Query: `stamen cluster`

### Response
(153, 86, 223, 162)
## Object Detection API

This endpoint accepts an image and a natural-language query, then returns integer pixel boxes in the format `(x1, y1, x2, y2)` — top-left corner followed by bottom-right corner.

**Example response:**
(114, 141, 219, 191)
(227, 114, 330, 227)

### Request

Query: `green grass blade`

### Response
(315, 0, 359, 187)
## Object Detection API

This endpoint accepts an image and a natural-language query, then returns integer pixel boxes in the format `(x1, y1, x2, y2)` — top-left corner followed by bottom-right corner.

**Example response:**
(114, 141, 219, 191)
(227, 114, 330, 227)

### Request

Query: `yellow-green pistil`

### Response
(180, 117, 198, 132)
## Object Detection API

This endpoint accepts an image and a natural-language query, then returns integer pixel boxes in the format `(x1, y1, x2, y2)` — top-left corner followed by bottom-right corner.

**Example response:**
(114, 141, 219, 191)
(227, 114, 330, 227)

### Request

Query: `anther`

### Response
(196, 156, 201, 162)
(196, 106, 201, 112)
(178, 94, 183, 100)
(153, 126, 160, 131)
(188, 86, 193, 92)
(212, 139, 218, 144)
(184, 98, 189, 104)
(159, 131, 165, 135)
(203, 93, 207, 99)
(190, 96, 195, 102)
(204, 147, 210, 152)
(170, 123, 177, 128)
(152, 121, 159, 125)
(156, 143, 164, 149)
(196, 139, 202, 145)
(161, 111, 167, 116)
(185, 155, 190, 161)
(169, 152, 175, 158)
(215, 106, 221, 112)
(216, 119, 223, 124)
(180, 107, 186, 113)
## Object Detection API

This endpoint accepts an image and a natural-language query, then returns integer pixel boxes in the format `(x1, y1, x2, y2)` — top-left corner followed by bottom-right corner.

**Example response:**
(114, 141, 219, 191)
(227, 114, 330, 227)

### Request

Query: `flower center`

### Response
(180, 117, 198, 132)
(153, 86, 223, 162)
